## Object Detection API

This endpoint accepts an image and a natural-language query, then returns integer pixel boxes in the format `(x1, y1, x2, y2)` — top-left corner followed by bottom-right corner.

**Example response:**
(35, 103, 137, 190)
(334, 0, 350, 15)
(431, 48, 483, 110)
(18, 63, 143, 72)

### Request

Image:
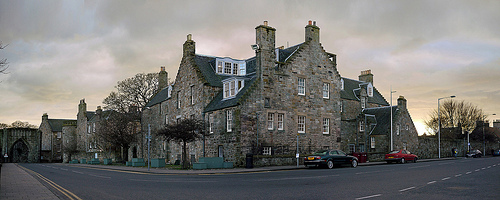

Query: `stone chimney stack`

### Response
(78, 99, 87, 117)
(159, 66, 168, 90)
(42, 113, 48, 121)
(255, 20, 276, 80)
(183, 34, 195, 57)
(96, 106, 103, 116)
(359, 69, 374, 84)
(397, 96, 407, 111)
(305, 20, 320, 43)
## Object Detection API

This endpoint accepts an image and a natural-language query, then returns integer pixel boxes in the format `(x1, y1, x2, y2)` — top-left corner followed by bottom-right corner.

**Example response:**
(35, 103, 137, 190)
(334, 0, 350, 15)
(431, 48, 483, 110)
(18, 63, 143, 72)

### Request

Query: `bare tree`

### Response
(97, 111, 140, 163)
(425, 99, 485, 135)
(0, 41, 8, 74)
(157, 118, 205, 169)
(103, 73, 159, 112)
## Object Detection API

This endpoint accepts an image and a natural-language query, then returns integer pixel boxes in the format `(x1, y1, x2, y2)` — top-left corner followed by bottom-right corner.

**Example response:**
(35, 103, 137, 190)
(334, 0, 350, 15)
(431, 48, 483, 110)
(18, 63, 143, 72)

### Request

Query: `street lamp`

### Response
(438, 95, 455, 159)
(483, 113, 496, 156)
(390, 86, 396, 151)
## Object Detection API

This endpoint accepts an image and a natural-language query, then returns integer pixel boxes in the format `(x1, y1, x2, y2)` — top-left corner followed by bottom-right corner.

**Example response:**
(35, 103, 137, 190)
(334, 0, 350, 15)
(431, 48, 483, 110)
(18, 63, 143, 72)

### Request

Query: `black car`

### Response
(304, 149, 358, 169)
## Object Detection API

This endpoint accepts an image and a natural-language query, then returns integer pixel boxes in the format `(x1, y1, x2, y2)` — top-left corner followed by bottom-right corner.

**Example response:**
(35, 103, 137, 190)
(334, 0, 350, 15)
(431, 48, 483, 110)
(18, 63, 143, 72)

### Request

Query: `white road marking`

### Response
(408, 165, 430, 169)
(88, 174, 111, 179)
(427, 181, 437, 184)
(475, 169, 480, 172)
(455, 174, 462, 177)
(442, 177, 451, 181)
(356, 194, 382, 200)
(399, 186, 416, 192)
(72, 170, 84, 174)
(466, 171, 472, 174)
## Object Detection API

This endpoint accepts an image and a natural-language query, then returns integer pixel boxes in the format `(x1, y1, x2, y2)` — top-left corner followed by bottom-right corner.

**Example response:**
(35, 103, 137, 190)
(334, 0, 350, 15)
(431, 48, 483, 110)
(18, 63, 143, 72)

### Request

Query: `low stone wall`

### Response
(252, 155, 303, 167)
(415, 137, 499, 159)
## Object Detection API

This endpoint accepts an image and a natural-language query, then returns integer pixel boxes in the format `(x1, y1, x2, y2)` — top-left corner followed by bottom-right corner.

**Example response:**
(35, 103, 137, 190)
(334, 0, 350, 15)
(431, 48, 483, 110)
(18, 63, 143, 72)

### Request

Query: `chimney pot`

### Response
(264, 21, 268, 26)
(308, 20, 312, 25)
(313, 21, 316, 26)
(161, 66, 165, 71)
(187, 34, 192, 41)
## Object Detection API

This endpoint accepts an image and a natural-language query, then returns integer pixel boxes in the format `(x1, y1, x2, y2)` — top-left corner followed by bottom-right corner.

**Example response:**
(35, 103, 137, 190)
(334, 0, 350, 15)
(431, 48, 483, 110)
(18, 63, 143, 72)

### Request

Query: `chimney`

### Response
(397, 96, 407, 111)
(159, 66, 168, 90)
(358, 69, 373, 84)
(96, 106, 103, 116)
(255, 20, 276, 79)
(78, 99, 87, 116)
(42, 113, 48, 121)
(183, 34, 195, 57)
(305, 20, 320, 43)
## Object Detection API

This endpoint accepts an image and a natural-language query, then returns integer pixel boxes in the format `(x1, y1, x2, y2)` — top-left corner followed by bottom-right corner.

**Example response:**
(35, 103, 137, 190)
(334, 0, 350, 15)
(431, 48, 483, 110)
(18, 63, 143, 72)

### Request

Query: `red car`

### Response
(384, 150, 418, 164)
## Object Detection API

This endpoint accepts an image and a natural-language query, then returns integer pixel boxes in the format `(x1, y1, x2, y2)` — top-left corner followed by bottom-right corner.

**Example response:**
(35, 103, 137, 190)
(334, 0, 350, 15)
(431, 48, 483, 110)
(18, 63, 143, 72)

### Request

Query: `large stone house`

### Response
(39, 113, 76, 162)
(140, 21, 343, 167)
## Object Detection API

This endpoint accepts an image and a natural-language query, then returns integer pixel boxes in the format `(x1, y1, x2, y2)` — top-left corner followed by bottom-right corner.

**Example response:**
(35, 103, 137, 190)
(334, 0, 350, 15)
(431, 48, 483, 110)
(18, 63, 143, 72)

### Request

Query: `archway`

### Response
(11, 139, 30, 163)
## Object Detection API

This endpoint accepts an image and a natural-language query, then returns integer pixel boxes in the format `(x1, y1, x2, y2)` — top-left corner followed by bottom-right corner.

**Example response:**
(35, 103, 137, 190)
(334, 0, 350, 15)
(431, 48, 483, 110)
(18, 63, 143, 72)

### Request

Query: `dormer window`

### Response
(223, 78, 245, 99)
(167, 85, 172, 98)
(341, 78, 344, 90)
(216, 58, 246, 76)
(367, 83, 373, 97)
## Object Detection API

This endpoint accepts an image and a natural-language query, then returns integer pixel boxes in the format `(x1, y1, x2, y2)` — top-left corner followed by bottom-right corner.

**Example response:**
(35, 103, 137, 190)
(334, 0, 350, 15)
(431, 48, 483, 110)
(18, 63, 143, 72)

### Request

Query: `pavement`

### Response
(0, 157, 457, 199)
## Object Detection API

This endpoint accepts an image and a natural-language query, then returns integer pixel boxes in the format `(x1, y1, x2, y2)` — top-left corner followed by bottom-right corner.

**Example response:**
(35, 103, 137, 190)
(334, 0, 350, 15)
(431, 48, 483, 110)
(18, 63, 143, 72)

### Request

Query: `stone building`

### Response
(339, 70, 419, 161)
(140, 21, 343, 167)
(1, 127, 40, 163)
(38, 113, 76, 162)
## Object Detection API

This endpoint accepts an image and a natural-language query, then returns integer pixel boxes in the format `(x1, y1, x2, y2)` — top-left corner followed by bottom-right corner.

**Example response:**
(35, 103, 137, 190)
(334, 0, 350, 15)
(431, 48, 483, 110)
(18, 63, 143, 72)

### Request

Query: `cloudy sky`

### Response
(1, 0, 499, 134)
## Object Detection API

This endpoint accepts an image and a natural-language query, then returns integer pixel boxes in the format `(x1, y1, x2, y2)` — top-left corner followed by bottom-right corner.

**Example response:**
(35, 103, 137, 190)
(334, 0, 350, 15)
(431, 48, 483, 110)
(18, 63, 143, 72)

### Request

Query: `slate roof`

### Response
(47, 119, 76, 132)
(363, 106, 398, 135)
(277, 43, 303, 63)
(204, 75, 256, 113)
(145, 87, 170, 107)
(340, 77, 389, 106)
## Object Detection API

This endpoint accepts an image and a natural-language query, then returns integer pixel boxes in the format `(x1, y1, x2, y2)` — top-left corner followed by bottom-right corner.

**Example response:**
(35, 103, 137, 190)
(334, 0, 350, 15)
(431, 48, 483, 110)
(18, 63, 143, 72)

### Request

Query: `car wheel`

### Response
(413, 158, 417, 163)
(327, 160, 334, 169)
(400, 158, 405, 164)
(351, 159, 358, 168)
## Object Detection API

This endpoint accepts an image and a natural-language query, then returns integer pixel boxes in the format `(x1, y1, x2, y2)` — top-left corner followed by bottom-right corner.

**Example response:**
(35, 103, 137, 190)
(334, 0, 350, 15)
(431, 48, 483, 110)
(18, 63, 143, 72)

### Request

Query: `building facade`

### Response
(39, 113, 76, 162)
(140, 21, 343, 167)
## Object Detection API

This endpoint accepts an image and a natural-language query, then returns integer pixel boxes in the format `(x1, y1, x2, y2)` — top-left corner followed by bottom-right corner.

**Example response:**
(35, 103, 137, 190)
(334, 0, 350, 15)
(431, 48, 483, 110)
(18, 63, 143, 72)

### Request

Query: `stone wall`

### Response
(1, 128, 40, 163)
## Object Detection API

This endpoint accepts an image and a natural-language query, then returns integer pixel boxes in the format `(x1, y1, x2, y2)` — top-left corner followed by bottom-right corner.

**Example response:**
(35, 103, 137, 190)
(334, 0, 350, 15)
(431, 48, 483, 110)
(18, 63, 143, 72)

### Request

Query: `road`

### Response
(20, 157, 500, 200)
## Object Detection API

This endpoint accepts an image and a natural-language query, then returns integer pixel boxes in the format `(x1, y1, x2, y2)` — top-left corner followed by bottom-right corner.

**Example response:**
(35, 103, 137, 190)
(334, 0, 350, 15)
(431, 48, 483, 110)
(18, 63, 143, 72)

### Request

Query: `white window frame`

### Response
(232, 63, 238, 75)
(323, 118, 330, 134)
(177, 91, 181, 109)
(263, 147, 272, 155)
(361, 97, 366, 109)
(371, 136, 376, 149)
(277, 113, 284, 130)
(367, 83, 374, 97)
(227, 110, 232, 132)
(165, 114, 168, 125)
(190, 85, 194, 105)
(298, 78, 305, 95)
(323, 83, 329, 99)
(57, 132, 62, 139)
(208, 114, 214, 134)
(298, 115, 306, 133)
(224, 82, 230, 98)
(268, 113, 274, 130)
(217, 61, 223, 73)
(341, 78, 344, 90)
(340, 101, 343, 113)
(396, 124, 400, 135)
(224, 62, 232, 74)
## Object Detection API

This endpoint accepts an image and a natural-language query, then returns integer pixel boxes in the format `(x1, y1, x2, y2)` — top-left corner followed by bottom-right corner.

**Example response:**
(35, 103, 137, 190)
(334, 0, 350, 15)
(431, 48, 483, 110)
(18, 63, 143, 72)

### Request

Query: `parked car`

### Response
(466, 150, 482, 158)
(304, 149, 358, 169)
(384, 150, 418, 164)
(493, 150, 500, 157)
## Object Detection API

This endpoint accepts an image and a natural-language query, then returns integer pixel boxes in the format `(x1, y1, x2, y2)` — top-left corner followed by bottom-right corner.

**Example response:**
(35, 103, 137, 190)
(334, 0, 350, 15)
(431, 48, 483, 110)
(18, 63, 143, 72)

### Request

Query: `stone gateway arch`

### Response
(1, 128, 40, 163)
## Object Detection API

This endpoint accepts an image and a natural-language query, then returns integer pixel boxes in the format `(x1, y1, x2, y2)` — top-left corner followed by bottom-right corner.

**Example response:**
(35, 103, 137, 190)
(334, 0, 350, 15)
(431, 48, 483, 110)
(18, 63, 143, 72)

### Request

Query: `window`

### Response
(298, 115, 306, 133)
(237, 80, 244, 90)
(92, 123, 96, 132)
(341, 78, 344, 90)
(340, 101, 343, 113)
(88, 125, 91, 133)
(298, 78, 305, 95)
(396, 124, 400, 135)
(348, 144, 355, 154)
(177, 91, 181, 109)
(167, 85, 172, 98)
(277, 113, 284, 130)
(224, 62, 232, 74)
(232, 63, 238, 75)
(57, 132, 62, 139)
(360, 121, 365, 132)
(230, 81, 235, 97)
(263, 147, 272, 155)
(165, 114, 168, 125)
(406, 125, 409, 130)
(367, 84, 373, 97)
(371, 137, 376, 149)
(217, 61, 223, 73)
(268, 113, 274, 130)
(190, 85, 194, 105)
(361, 98, 366, 109)
(208, 114, 214, 134)
(323, 83, 329, 99)
(323, 118, 330, 134)
(224, 82, 230, 98)
(227, 110, 232, 132)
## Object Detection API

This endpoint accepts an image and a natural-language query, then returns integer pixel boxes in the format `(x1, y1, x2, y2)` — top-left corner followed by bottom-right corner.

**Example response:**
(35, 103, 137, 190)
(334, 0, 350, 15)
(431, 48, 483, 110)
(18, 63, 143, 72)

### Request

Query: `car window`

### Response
(406, 151, 411, 154)
(329, 150, 338, 155)
(312, 150, 328, 156)
(337, 150, 347, 156)
(389, 150, 399, 154)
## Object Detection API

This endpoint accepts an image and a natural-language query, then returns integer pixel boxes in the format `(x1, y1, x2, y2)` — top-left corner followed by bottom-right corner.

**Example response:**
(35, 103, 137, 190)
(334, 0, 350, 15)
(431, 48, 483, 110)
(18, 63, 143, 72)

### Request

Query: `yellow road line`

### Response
(18, 164, 82, 200)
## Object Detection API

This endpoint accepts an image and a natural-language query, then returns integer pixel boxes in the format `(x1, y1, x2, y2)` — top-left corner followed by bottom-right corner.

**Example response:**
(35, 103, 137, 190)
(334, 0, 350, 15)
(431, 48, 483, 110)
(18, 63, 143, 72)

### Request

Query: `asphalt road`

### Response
(21, 157, 500, 200)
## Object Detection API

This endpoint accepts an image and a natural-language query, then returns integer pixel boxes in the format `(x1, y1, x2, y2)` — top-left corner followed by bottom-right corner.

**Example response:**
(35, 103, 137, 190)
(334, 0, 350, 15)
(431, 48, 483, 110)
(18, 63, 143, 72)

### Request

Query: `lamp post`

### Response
(146, 124, 151, 171)
(438, 95, 455, 159)
(390, 86, 396, 151)
(483, 113, 496, 156)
